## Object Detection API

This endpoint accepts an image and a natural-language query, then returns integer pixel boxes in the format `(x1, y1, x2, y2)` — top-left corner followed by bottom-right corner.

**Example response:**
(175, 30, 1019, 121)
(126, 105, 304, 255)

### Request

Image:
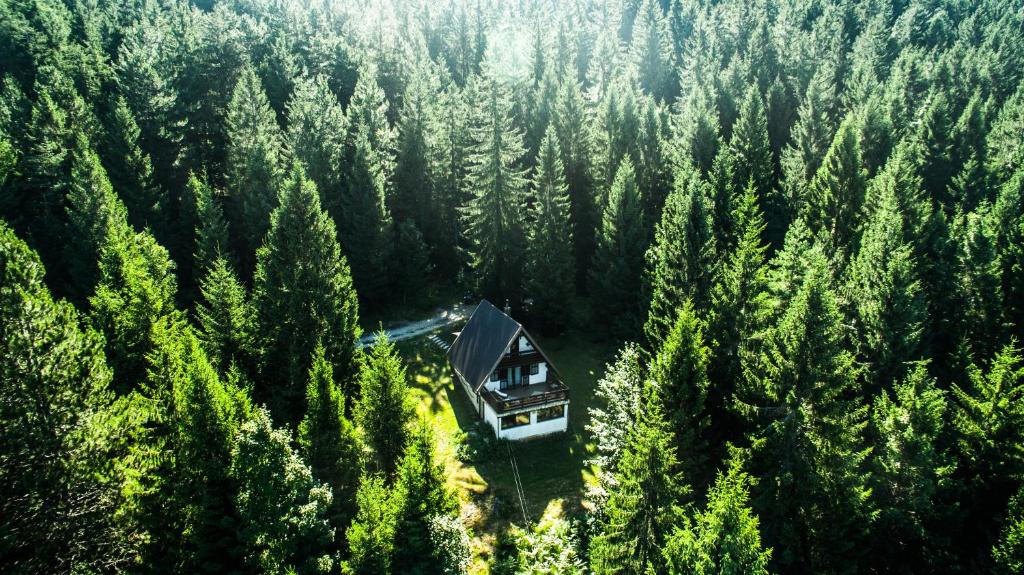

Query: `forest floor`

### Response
(398, 328, 609, 573)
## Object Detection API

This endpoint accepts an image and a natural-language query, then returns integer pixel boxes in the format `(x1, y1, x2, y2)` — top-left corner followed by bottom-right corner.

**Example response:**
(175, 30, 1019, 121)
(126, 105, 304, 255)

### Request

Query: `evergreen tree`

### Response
(804, 116, 868, 260)
(847, 175, 927, 392)
(739, 249, 873, 575)
(189, 172, 230, 276)
(346, 475, 397, 575)
(590, 383, 686, 575)
(391, 420, 461, 575)
(196, 256, 254, 377)
(648, 302, 711, 489)
(525, 129, 575, 334)
(225, 64, 285, 277)
(298, 345, 362, 537)
(231, 408, 334, 575)
(287, 74, 347, 216)
(630, 0, 671, 100)
(0, 223, 133, 572)
(393, 65, 440, 242)
(355, 332, 413, 478)
(464, 76, 528, 306)
(951, 209, 1004, 364)
(553, 79, 599, 289)
(591, 157, 647, 341)
(339, 131, 393, 305)
(587, 343, 646, 495)
(729, 85, 773, 208)
(391, 220, 433, 307)
(994, 485, 1024, 575)
(644, 169, 716, 346)
(663, 455, 772, 575)
(102, 97, 162, 233)
(870, 365, 956, 572)
(253, 163, 360, 424)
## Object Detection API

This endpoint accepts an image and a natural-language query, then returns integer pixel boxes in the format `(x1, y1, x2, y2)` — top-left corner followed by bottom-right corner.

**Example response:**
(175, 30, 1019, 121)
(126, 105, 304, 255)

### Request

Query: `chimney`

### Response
(503, 299, 512, 316)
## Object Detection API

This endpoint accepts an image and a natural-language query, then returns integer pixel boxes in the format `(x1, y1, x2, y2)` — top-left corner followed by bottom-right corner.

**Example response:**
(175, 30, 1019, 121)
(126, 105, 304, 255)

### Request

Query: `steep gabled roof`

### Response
(447, 300, 522, 391)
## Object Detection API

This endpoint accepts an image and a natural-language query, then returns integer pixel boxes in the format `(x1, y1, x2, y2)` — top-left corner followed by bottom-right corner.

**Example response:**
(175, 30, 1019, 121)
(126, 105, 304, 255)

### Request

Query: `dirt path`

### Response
(357, 303, 473, 348)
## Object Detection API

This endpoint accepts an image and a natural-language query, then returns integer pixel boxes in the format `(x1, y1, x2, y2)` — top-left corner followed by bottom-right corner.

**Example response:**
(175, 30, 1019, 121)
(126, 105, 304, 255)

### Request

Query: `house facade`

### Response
(446, 300, 569, 440)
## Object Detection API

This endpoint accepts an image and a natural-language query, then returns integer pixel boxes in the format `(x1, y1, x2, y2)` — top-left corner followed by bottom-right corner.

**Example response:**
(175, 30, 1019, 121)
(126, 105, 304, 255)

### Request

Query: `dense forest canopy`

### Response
(2, 0, 1024, 573)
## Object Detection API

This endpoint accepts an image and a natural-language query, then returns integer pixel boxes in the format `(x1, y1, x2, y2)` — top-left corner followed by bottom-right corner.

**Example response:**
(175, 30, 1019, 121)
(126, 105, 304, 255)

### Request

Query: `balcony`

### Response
(480, 377, 569, 413)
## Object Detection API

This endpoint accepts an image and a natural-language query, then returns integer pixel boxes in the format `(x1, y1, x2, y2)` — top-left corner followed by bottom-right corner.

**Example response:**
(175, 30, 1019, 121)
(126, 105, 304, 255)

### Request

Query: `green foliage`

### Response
(0, 222, 132, 572)
(225, 64, 284, 276)
(591, 157, 646, 341)
(464, 75, 528, 305)
(589, 383, 687, 575)
(287, 74, 347, 211)
(298, 345, 362, 536)
(102, 97, 162, 232)
(253, 163, 360, 424)
(339, 129, 393, 304)
(587, 343, 646, 496)
(345, 475, 396, 575)
(196, 256, 253, 377)
(804, 116, 868, 260)
(994, 485, 1024, 575)
(553, 78, 599, 288)
(355, 332, 412, 478)
(231, 408, 334, 575)
(189, 172, 230, 276)
(526, 129, 575, 333)
(492, 516, 585, 575)
(663, 454, 771, 575)
(729, 85, 773, 206)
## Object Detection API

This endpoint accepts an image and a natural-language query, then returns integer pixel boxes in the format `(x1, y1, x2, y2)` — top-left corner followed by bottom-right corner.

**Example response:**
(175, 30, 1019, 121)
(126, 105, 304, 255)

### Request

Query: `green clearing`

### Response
(398, 330, 610, 571)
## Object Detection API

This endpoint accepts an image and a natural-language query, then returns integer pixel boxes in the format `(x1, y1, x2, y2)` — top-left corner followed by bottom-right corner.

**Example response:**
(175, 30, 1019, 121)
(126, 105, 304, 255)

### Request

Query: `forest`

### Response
(2, 0, 1024, 573)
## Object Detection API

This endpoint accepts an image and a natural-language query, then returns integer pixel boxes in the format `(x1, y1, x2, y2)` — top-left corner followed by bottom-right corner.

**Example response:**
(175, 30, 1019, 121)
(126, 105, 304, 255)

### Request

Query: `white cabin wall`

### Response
(491, 401, 569, 440)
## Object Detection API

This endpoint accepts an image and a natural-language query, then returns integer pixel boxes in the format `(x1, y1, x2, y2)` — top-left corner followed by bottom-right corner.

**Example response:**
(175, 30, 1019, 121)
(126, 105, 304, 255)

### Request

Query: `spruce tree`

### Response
(591, 157, 647, 341)
(231, 408, 334, 575)
(102, 97, 162, 233)
(643, 169, 716, 346)
(587, 343, 646, 495)
(663, 455, 771, 575)
(729, 85, 773, 208)
(994, 486, 1024, 575)
(287, 74, 347, 215)
(189, 172, 230, 276)
(630, 0, 670, 100)
(847, 176, 927, 392)
(298, 345, 362, 537)
(951, 209, 1004, 363)
(739, 249, 873, 575)
(393, 66, 440, 242)
(345, 62, 395, 187)
(339, 131, 393, 305)
(553, 79, 599, 289)
(649, 302, 711, 490)
(346, 475, 397, 575)
(225, 64, 284, 277)
(391, 419, 461, 575)
(464, 76, 528, 305)
(589, 382, 686, 575)
(253, 163, 360, 424)
(196, 256, 254, 377)
(804, 116, 868, 261)
(355, 332, 413, 478)
(525, 129, 575, 334)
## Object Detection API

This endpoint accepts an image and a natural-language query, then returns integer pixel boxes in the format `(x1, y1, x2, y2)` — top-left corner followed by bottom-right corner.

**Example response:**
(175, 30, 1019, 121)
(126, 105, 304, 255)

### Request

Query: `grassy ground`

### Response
(398, 329, 610, 573)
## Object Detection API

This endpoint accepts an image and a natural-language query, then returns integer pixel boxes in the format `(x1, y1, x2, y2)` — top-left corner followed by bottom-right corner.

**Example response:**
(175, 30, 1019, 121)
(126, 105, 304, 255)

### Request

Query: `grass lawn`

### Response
(398, 329, 611, 572)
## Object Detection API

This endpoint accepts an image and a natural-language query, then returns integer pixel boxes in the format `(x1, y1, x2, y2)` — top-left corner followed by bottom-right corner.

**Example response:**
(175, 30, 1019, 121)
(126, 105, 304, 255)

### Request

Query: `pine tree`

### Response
(643, 169, 716, 346)
(298, 345, 362, 537)
(391, 419, 461, 575)
(189, 172, 230, 276)
(648, 302, 711, 489)
(663, 455, 771, 575)
(433, 83, 470, 275)
(0, 222, 132, 572)
(339, 131, 393, 305)
(346, 475, 397, 575)
(287, 74, 347, 215)
(630, 0, 670, 100)
(869, 365, 956, 571)
(393, 66, 440, 242)
(673, 88, 721, 177)
(195, 256, 254, 377)
(847, 176, 927, 392)
(591, 157, 647, 341)
(392, 220, 433, 307)
(525, 129, 575, 334)
(951, 209, 1004, 363)
(914, 91, 955, 207)
(590, 383, 686, 575)
(231, 408, 334, 575)
(253, 163, 360, 424)
(729, 85, 773, 208)
(739, 249, 873, 575)
(345, 63, 395, 186)
(587, 343, 646, 495)
(994, 485, 1024, 575)
(464, 76, 528, 306)
(225, 64, 285, 277)
(991, 171, 1024, 341)
(355, 332, 413, 478)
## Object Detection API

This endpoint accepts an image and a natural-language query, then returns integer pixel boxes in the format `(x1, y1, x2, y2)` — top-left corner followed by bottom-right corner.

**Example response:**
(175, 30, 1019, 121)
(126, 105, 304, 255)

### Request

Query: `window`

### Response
(529, 363, 539, 375)
(500, 412, 531, 429)
(536, 405, 565, 422)
(490, 369, 500, 382)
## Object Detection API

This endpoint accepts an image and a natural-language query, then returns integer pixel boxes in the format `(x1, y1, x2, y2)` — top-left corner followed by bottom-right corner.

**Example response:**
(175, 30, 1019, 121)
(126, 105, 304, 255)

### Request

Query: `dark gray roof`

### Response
(447, 300, 522, 391)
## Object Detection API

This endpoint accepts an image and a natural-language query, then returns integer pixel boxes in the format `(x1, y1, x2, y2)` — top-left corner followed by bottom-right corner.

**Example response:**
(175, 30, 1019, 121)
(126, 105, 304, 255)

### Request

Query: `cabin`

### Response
(446, 300, 570, 440)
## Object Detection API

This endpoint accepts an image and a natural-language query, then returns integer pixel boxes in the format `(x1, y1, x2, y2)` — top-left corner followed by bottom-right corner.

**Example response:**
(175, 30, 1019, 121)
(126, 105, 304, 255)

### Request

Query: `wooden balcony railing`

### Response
(481, 378, 569, 413)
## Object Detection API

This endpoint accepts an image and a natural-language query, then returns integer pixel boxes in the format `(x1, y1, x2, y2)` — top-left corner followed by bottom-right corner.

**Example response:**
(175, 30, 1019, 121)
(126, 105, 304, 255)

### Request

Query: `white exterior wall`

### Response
(491, 402, 569, 440)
